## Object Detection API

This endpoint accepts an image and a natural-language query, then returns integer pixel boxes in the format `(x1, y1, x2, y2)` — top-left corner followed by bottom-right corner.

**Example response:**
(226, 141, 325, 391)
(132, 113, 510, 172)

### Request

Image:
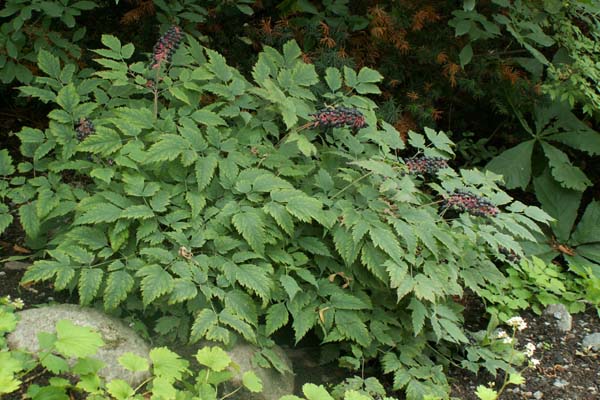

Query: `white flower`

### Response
(502, 337, 514, 344)
(524, 342, 536, 357)
(11, 298, 24, 309)
(494, 329, 508, 339)
(506, 316, 527, 331)
(530, 357, 540, 367)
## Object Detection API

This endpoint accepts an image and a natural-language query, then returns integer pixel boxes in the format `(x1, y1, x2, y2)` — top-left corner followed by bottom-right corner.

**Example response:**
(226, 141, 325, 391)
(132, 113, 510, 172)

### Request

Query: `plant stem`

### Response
(330, 171, 374, 200)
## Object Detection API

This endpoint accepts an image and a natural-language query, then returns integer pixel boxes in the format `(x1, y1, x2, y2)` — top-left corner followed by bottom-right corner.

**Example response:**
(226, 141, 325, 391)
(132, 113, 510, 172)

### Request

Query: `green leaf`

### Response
(357, 67, 383, 83)
(76, 203, 123, 224)
(56, 83, 80, 113)
(572, 201, 600, 246)
(0, 309, 18, 332)
(118, 353, 149, 372)
(106, 379, 134, 400)
(533, 172, 576, 238)
(265, 303, 289, 335)
(264, 202, 294, 236)
(120, 205, 154, 220)
(242, 371, 263, 393)
(150, 347, 188, 382)
(459, 44, 473, 67)
(0, 149, 15, 175)
(303, 384, 334, 400)
(285, 196, 323, 223)
(38, 49, 61, 78)
(40, 354, 69, 374)
(78, 269, 104, 305)
(219, 309, 257, 343)
(103, 270, 134, 310)
(19, 203, 40, 237)
(475, 386, 498, 400)
(101, 34, 122, 52)
(191, 109, 227, 126)
(191, 309, 219, 342)
(369, 227, 403, 263)
(324, 67, 342, 91)
(542, 142, 591, 191)
(548, 131, 600, 156)
(236, 263, 272, 301)
(195, 154, 219, 191)
(486, 140, 534, 189)
(169, 279, 198, 304)
(78, 126, 122, 155)
(335, 310, 371, 347)
(283, 40, 302, 64)
(232, 209, 266, 254)
(55, 320, 104, 358)
(196, 347, 231, 372)
(137, 265, 174, 306)
(90, 167, 114, 184)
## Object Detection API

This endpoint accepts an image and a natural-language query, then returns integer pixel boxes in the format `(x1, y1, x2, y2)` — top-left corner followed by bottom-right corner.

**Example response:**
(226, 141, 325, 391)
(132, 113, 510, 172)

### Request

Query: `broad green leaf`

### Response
(357, 67, 383, 83)
(40, 353, 69, 374)
(475, 386, 498, 400)
(369, 227, 403, 263)
(101, 34, 122, 52)
(78, 269, 103, 305)
(168, 279, 198, 304)
(150, 347, 188, 382)
(283, 40, 302, 64)
(78, 126, 122, 155)
(103, 270, 134, 310)
(76, 203, 122, 224)
(236, 263, 272, 301)
(0, 149, 15, 175)
(232, 209, 266, 254)
(56, 83, 80, 113)
(265, 303, 289, 335)
(324, 67, 342, 91)
(219, 309, 257, 343)
(572, 201, 600, 245)
(486, 140, 534, 189)
(137, 265, 174, 306)
(118, 353, 149, 372)
(459, 44, 473, 67)
(18, 203, 40, 237)
(533, 170, 582, 243)
(55, 320, 104, 358)
(38, 49, 61, 78)
(191, 309, 218, 342)
(90, 167, 114, 184)
(548, 131, 600, 156)
(106, 379, 134, 400)
(335, 310, 371, 347)
(196, 346, 231, 372)
(303, 383, 334, 400)
(280, 275, 301, 300)
(542, 142, 591, 191)
(408, 298, 427, 336)
(0, 309, 18, 332)
(120, 205, 154, 220)
(191, 109, 227, 126)
(242, 371, 263, 393)
(195, 154, 219, 190)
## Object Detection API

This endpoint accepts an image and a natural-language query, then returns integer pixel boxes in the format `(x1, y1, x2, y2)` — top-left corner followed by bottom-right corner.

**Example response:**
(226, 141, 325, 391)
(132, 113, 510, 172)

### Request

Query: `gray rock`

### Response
(221, 343, 294, 400)
(7, 304, 151, 386)
(4, 261, 31, 271)
(553, 378, 569, 388)
(533, 390, 543, 399)
(544, 304, 572, 332)
(581, 332, 600, 352)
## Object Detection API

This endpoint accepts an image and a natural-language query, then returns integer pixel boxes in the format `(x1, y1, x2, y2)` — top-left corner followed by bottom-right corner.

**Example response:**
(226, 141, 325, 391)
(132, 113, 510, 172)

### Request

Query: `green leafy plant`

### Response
(8, 28, 551, 398)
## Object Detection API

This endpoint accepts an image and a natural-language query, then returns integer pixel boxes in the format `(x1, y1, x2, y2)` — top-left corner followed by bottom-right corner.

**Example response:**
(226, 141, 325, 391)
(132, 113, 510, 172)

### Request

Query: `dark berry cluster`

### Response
(406, 156, 449, 175)
(441, 189, 499, 217)
(309, 106, 367, 130)
(75, 117, 95, 141)
(150, 25, 183, 69)
(498, 246, 521, 263)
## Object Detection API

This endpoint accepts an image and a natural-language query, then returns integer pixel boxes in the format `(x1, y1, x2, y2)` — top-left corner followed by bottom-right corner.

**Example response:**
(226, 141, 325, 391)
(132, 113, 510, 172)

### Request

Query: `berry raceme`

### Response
(498, 246, 521, 263)
(150, 25, 183, 69)
(309, 106, 368, 130)
(440, 189, 499, 218)
(75, 117, 95, 141)
(406, 156, 449, 175)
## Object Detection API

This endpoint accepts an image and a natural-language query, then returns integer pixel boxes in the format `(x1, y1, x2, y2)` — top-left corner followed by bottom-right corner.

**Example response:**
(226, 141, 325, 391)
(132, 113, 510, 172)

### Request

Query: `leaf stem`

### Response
(330, 171, 374, 200)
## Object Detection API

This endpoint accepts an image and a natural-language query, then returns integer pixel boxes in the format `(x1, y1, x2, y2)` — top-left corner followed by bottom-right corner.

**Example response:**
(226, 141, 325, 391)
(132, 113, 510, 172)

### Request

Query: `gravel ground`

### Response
(449, 307, 600, 400)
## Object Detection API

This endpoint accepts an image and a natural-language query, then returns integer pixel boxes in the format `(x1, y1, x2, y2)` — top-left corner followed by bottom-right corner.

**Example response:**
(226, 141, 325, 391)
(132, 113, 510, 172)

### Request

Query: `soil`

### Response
(449, 308, 600, 400)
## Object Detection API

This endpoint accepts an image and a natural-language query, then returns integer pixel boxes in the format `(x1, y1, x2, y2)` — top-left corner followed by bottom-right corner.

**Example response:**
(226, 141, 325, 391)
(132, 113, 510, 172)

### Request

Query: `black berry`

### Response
(309, 106, 368, 130)
(76, 117, 95, 141)
(440, 189, 499, 218)
(406, 156, 449, 175)
(150, 26, 183, 69)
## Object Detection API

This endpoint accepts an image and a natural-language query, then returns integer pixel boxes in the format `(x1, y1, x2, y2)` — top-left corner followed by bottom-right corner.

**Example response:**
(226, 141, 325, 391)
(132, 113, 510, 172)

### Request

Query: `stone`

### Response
(7, 304, 151, 387)
(222, 343, 294, 400)
(581, 332, 600, 352)
(4, 261, 31, 271)
(553, 378, 569, 388)
(533, 390, 543, 399)
(543, 304, 572, 332)
(182, 341, 295, 400)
